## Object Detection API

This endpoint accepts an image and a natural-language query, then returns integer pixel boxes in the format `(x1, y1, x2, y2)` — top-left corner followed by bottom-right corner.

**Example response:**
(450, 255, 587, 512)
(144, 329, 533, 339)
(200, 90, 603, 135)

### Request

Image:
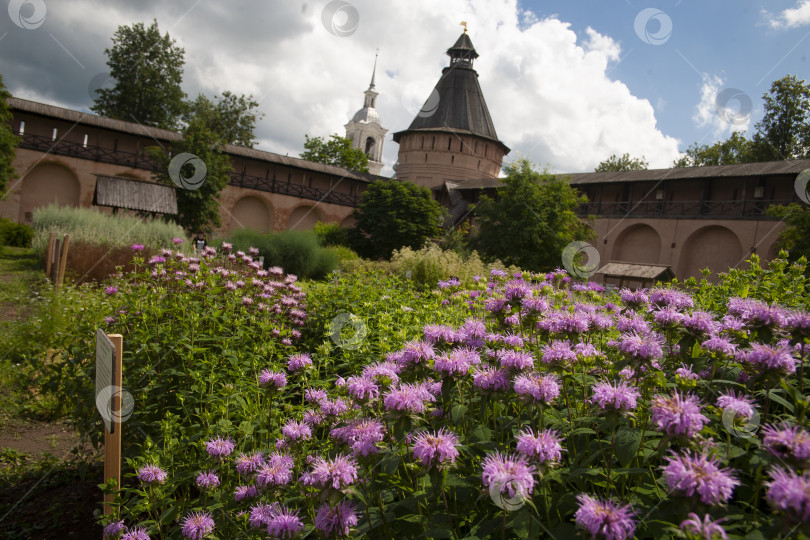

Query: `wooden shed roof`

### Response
(598, 261, 674, 281)
(93, 175, 177, 214)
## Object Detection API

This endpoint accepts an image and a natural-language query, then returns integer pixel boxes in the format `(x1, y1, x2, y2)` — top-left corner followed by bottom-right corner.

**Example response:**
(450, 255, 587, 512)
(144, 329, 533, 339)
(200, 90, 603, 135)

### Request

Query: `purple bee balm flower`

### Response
(206, 436, 235, 458)
(105, 286, 118, 295)
(481, 451, 537, 501)
(320, 397, 350, 416)
(591, 381, 639, 413)
(314, 501, 358, 537)
(331, 417, 386, 456)
(121, 527, 150, 540)
(716, 390, 755, 420)
(683, 311, 718, 336)
(653, 306, 686, 328)
(305, 388, 328, 403)
(256, 452, 294, 487)
(103, 520, 125, 539)
(649, 288, 694, 310)
(513, 373, 560, 404)
(486, 297, 509, 313)
(473, 365, 511, 392)
(701, 335, 737, 357)
(234, 485, 259, 501)
(433, 347, 480, 377)
(195, 470, 219, 490)
(302, 409, 326, 427)
(680, 513, 728, 540)
(412, 428, 461, 467)
(282, 420, 312, 441)
(765, 467, 810, 524)
(616, 312, 652, 335)
(515, 428, 562, 465)
(131, 244, 144, 251)
(249, 503, 279, 529)
(616, 331, 664, 361)
(542, 310, 590, 334)
(762, 422, 810, 466)
(181, 511, 215, 539)
(259, 369, 287, 388)
(620, 288, 649, 307)
(309, 453, 358, 490)
(574, 494, 637, 540)
(540, 339, 577, 366)
(650, 391, 708, 438)
(662, 451, 738, 505)
(459, 318, 488, 348)
(383, 383, 435, 414)
(674, 363, 699, 381)
(497, 349, 535, 370)
(266, 505, 305, 539)
(287, 353, 312, 372)
(137, 464, 167, 484)
(235, 452, 266, 475)
(399, 340, 436, 366)
(346, 375, 380, 401)
(786, 310, 810, 336)
(423, 324, 458, 344)
(172, 237, 184, 244)
(362, 360, 403, 385)
(741, 342, 797, 375)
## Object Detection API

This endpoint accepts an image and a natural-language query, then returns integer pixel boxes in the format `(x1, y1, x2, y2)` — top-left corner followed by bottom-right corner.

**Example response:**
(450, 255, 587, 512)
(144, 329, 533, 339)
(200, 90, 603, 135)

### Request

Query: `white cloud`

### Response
(2, 0, 682, 174)
(767, 0, 810, 28)
(693, 74, 751, 140)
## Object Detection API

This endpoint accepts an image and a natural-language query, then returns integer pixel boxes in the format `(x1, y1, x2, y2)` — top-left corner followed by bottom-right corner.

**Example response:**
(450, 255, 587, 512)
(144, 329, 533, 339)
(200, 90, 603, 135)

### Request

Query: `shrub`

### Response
(31, 204, 187, 255)
(390, 243, 516, 288)
(216, 228, 338, 280)
(312, 221, 349, 247)
(0, 218, 33, 247)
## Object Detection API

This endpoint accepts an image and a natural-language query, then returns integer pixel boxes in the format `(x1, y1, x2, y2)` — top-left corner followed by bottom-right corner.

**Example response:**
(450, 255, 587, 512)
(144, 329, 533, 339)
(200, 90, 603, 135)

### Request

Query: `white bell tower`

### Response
(345, 52, 387, 175)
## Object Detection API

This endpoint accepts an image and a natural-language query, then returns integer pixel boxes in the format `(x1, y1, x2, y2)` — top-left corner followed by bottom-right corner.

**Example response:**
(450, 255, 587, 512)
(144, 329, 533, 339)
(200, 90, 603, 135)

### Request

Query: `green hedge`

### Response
(0, 218, 33, 247)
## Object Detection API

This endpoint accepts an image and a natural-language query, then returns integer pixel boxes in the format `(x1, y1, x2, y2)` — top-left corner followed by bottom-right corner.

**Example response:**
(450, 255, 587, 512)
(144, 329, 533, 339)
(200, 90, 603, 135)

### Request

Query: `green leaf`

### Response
(451, 404, 468, 424)
(614, 427, 642, 467)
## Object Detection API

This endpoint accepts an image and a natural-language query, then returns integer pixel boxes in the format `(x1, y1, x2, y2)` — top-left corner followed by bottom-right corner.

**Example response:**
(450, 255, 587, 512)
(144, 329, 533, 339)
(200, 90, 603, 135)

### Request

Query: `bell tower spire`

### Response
(345, 51, 388, 175)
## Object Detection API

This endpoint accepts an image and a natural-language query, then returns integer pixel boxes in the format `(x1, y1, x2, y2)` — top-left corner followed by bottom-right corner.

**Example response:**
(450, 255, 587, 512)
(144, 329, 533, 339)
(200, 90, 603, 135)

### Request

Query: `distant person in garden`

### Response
(193, 232, 206, 252)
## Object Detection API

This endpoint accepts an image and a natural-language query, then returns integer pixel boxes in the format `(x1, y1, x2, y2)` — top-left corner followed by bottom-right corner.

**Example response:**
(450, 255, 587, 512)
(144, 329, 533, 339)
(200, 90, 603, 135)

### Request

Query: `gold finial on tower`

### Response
(460, 21, 467, 33)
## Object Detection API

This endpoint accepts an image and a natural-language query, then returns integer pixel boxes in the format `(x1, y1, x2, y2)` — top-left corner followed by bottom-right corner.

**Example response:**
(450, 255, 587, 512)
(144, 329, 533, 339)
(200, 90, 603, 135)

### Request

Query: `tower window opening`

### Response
(365, 137, 376, 156)
(82, 134, 88, 147)
(477, 159, 481, 170)
(51, 127, 58, 141)
(18, 121, 24, 135)
(447, 138, 451, 151)
(460, 140, 464, 152)
(485, 144, 488, 157)
(451, 155, 455, 165)
(432, 136, 435, 149)
(474, 141, 478, 153)
(425, 153, 428, 163)
(421, 136, 425, 149)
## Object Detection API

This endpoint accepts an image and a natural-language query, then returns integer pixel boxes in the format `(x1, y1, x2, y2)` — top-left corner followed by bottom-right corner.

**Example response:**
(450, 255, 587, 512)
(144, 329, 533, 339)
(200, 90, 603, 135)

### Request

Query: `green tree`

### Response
(301, 134, 369, 172)
(752, 74, 810, 161)
(149, 116, 232, 234)
(673, 131, 755, 167)
(470, 158, 595, 272)
(348, 180, 444, 259)
(91, 20, 186, 130)
(595, 153, 648, 172)
(186, 91, 263, 148)
(767, 203, 810, 270)
(0, 74, 19, 196)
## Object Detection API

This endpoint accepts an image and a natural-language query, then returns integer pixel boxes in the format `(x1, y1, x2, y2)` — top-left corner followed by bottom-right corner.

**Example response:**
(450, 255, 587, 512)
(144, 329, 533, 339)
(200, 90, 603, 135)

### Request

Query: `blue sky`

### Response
(1, 0, 809, 174)
(521, 0, 810, 151)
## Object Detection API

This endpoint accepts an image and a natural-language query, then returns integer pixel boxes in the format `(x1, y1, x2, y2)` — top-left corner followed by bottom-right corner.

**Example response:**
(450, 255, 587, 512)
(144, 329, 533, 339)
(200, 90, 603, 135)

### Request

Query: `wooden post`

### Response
(45, 232, 55, 277)
(51, 238, 61, 282)
(55, 234, 70, 291)
(103, 333, 123, 516)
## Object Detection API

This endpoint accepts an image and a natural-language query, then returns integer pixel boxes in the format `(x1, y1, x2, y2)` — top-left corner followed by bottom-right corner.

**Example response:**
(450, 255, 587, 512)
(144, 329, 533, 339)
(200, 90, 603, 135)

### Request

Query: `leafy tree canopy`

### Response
(348, 180, 445, 259)
(470, 158, 595, 272)
(185, 91, 263, 148)
(673, 131, 755, 167)
(301, 134, 369, 172)
(0, 74, 19, 196)
(91, 20, 186, 130)
(595, 153, 649, 172)
(767, 203, 810, 272)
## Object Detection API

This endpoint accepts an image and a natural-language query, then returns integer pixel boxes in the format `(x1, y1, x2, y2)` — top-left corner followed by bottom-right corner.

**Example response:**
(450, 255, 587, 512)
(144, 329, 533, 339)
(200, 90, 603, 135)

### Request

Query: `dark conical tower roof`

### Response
(393, 32, 508, 152)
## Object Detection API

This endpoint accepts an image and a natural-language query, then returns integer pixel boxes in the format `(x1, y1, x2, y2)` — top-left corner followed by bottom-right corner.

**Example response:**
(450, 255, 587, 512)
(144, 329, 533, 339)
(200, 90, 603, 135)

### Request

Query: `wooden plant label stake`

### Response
(96, 331, 123, 515)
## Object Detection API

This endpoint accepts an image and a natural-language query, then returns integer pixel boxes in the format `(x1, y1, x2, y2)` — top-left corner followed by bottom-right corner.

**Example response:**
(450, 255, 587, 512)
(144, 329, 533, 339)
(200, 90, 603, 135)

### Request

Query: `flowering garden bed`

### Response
(39, 246, 810, 539)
